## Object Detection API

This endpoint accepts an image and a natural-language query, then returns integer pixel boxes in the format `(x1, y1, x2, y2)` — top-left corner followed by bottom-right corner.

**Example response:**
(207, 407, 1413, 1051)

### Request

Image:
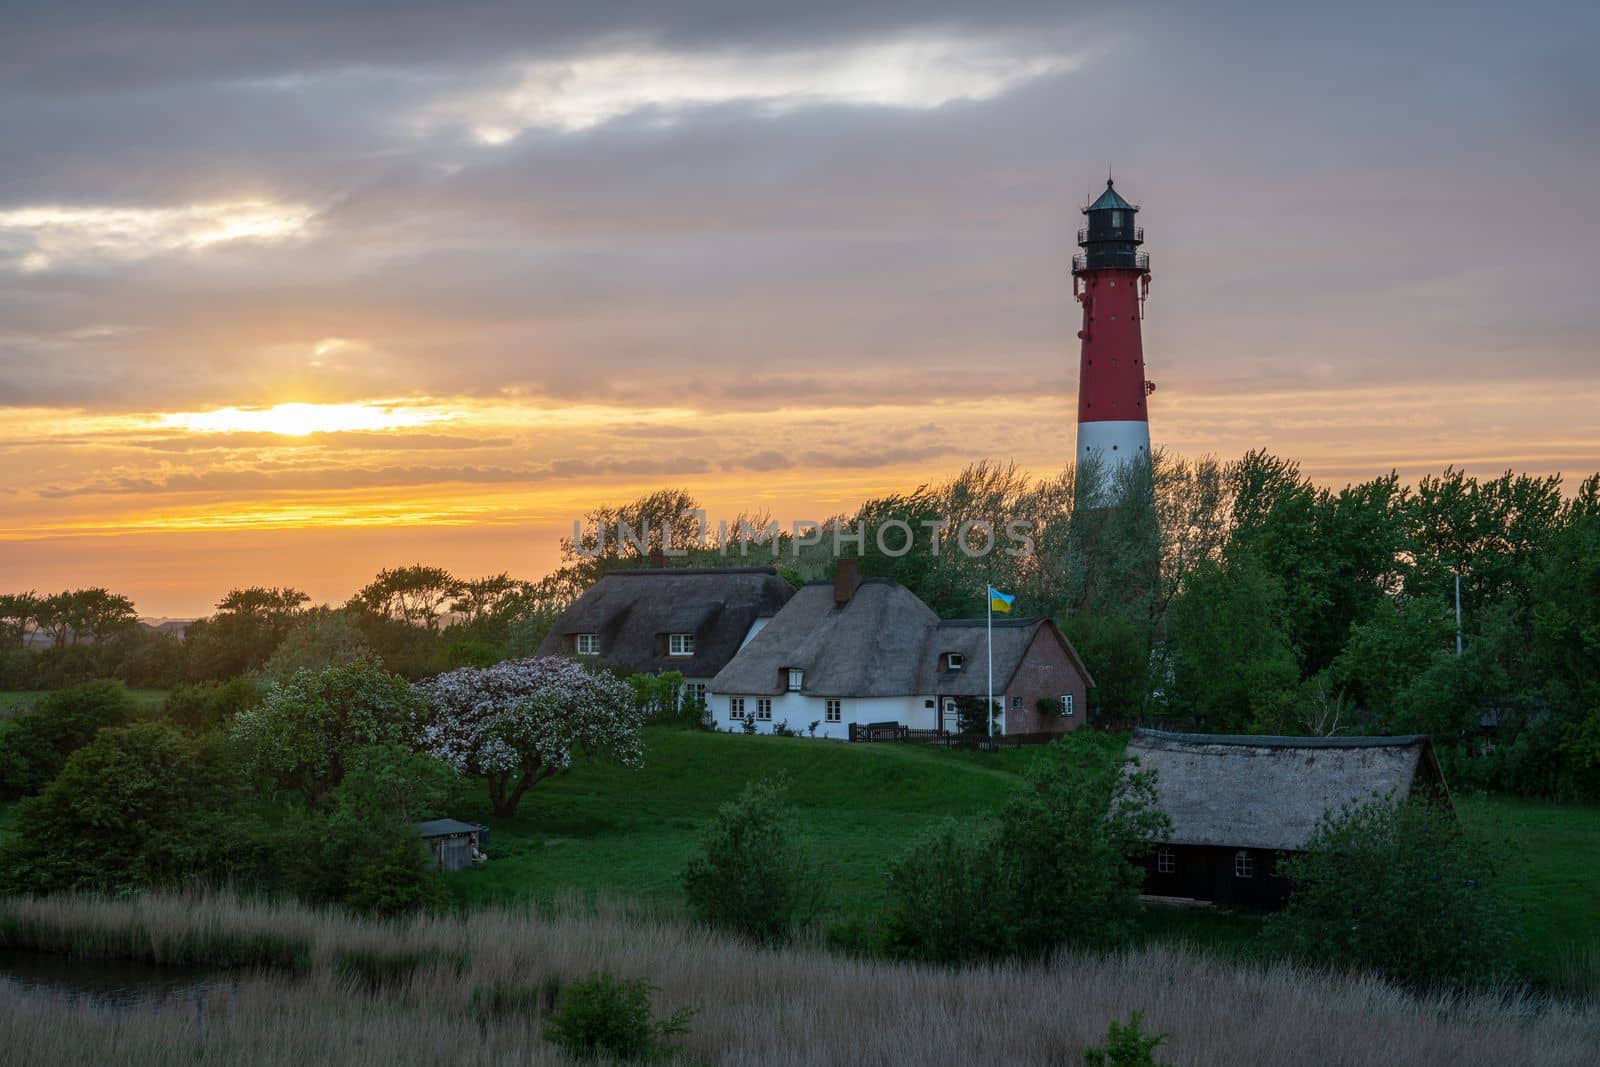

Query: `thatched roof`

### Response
(710, 579, 937, 697)
(1128, 729, 1451, 852)
(709, 579, 1094, 698)
(536, 567, 794, 678)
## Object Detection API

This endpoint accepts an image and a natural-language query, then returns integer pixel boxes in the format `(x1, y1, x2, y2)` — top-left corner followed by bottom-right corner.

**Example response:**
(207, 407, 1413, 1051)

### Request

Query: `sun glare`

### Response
(158, 401, 455, 436)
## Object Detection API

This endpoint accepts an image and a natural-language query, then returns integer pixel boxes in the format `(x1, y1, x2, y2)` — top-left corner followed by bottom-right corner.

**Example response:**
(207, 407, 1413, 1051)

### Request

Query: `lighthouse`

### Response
(1072, 178, 1153, 488)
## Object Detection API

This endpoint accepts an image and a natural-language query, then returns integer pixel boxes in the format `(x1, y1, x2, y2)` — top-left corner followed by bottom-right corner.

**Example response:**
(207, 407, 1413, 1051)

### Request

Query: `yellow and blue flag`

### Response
(988, 586, 1014, 614)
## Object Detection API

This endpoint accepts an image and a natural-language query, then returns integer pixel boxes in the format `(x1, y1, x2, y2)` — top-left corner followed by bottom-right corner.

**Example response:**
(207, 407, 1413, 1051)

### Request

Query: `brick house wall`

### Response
(1002, 626, 1090, 735)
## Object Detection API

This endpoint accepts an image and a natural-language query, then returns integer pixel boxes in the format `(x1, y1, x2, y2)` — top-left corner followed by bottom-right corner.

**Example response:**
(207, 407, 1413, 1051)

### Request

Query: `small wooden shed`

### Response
(414, 819, 485, 872)
(1127, 729, 1452, 910)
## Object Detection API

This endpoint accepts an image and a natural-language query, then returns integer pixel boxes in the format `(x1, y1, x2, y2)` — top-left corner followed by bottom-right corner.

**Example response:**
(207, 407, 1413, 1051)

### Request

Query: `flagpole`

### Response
(986, 590, 994, 741)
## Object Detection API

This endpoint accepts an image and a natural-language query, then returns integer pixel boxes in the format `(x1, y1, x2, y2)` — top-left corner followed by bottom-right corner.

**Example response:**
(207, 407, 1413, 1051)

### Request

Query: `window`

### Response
(684, 683, 707, 706)
(575, 633, 599, 656)
(1061, 693, 1074, 717)
(787, 668, 804, 691)
(1157, 848, 1175, 875)
(756, 698, 772, 721)
(1234, 851, 1255, 879)
(668, 633, 695, 657)
(1111, 209, 1123, 227)
(945, 652, 965, 671)
(729, 697, 745, 719)
(825, 699, 842, 723)
(1011, 696, 1022, 712)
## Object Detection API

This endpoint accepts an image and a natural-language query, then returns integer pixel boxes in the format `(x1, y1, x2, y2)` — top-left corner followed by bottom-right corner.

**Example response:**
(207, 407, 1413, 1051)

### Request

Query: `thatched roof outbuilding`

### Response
(1127, 729, 1452, 853)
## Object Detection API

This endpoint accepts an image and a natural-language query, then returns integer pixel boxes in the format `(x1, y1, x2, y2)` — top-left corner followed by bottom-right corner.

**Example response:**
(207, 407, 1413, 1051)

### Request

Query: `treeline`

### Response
(552, 453, 1600, 800)
(4, 450, 1597, 799)
(0, 568, 572, 692)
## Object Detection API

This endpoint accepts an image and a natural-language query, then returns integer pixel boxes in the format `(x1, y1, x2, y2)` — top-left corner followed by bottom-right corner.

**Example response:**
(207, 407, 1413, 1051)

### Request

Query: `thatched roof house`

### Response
(708, 562, 1094, 739)
(1128, 729, 1453, 908)
(535, 566, 794, 685)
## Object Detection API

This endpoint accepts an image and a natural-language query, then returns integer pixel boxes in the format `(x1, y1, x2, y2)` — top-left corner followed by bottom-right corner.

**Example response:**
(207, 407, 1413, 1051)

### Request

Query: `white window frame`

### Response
(756, 698, 772, 721)
(684, 682, 706, 704)
(668, 633, 695, 657)
(787, 668, 804, 691)
(825, 699, 842, 723)
(1062, 693, 1074, 717)
(946, 653, 964, 671)
(1157, 847, 1175, 875)
(1234, 850, 1255, 879)
(729, 697, 745, 718)
(575, 633, 599, 656)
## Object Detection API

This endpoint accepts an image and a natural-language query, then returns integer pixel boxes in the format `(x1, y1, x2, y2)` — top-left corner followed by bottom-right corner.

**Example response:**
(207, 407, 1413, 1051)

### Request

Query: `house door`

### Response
(942, 698, 959, 733)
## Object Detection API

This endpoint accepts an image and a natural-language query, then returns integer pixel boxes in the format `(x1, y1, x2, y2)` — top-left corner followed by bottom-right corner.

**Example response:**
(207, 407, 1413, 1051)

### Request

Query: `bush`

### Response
(1084, 1012, 1173, 1067)
(682, 776, 820, 945)
(164, 676, 261, 733)
(1265, 796, 1519, 990)
(880, 820, 1006, 962)
(542, 974, 694, 1062)
(995, 731, 1169, 956)
(0, 722, 236, 894)
(0, 681, 134, 799)
(879, 732, 1169, 963)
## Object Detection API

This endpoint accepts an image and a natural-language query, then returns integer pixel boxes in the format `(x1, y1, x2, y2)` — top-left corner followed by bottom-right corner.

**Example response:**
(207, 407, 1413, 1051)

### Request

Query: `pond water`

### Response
(0, 949, 226, 1010)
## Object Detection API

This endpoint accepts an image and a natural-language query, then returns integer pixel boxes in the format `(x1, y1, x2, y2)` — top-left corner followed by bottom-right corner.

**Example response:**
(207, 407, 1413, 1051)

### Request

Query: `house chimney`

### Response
(649, 547, 666, 568)
(834, 557, 861, 606)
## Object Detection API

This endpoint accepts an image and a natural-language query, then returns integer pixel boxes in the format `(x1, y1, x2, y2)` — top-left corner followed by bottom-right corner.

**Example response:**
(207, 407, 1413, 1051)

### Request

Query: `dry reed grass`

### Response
(1, 892, 1596, 1066)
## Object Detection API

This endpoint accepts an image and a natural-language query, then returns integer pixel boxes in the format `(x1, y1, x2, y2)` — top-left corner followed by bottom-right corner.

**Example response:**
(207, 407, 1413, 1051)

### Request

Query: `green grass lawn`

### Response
(449, 727, 1039, 912)
(1458, 794, 1600, 978)
(448, 727, 1600, 986)
(0, 688, 167, 719)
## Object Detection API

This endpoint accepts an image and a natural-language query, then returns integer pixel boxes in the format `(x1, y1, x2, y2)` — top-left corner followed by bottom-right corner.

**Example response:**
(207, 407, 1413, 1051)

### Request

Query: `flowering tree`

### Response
(231, 661, 429, 806)
(416, 657, 643, 817)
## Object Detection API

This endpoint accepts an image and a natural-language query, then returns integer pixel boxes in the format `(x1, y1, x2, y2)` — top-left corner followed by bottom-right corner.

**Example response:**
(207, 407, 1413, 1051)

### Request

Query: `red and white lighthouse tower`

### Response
(1072, 178, 1153, 483)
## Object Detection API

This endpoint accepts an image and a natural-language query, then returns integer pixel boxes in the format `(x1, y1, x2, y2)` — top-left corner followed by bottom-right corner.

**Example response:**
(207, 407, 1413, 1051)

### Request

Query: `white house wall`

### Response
(708, 691, 940, 740)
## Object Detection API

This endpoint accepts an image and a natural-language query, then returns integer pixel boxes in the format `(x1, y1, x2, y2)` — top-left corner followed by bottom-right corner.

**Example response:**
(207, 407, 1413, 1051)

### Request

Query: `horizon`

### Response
(4, 2, 1598, 618)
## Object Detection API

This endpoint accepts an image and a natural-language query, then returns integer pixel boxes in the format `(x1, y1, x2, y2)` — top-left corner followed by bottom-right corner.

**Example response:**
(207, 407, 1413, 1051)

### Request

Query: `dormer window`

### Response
(787, 668, 804, 691)
(945, 652, 965, 672)
(575, 633, 599, 656)
(668, 633, 695, 657)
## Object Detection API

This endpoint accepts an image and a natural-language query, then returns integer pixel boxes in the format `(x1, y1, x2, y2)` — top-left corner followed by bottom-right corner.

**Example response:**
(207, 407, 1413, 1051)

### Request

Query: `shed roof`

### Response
(1127, 729, 1450, 852)
(535, 566, 794, 677)
(414, 819, 480, 838)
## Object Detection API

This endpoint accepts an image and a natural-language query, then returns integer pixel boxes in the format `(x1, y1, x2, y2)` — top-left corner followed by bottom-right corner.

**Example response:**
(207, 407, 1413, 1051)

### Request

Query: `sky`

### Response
(2, 1, 1597, 617)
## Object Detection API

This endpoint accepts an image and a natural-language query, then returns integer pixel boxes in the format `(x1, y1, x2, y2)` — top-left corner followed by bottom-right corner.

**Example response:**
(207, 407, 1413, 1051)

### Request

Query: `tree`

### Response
(352, 566, 463, 631)
(0, 722, 236, 894)
(0, 681, 135, 799)
(231, 661, 430, 806)
(332, 742, 459, 826)
(1265, 796, 1517, 990)
(260, 607, 378, 685)
(0, 592, 40, 647)
(58, 587, 140, 645)
(682, 777, 820, 945)
(183, 585, 310, 679)
(417, 657, 642, 817)
(1161, 556, 1299, 732)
